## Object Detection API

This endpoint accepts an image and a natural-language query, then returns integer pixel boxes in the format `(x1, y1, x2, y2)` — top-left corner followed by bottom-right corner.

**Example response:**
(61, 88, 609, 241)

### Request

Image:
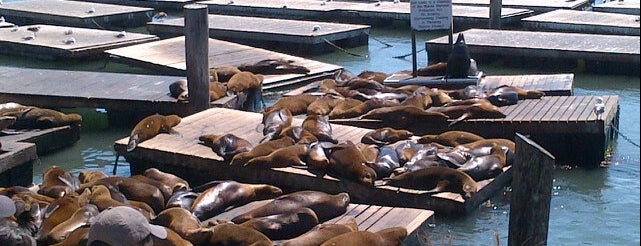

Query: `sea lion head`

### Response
(161, 115, 181, 132)
(356, 164, 377, 186)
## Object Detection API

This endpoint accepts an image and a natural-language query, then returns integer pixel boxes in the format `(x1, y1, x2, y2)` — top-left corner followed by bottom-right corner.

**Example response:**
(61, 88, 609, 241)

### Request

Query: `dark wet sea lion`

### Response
(325, 141, 377, 186)
(302, 114, 338, 143)
(226, 71, 264, 93)
(166, 189, 198, 210)
(458, 138, 516, 166)
(243, 143, 310, 168)
(231, 191, 350, 224)
(259, 107, 293, 143)
(143, 167, 190, 193)
(169, 79, 188, 101)
(280, 217, 359, 246)
(152, 207, 212, 245)
(320, 227, 408, 246)
(445, 33, 471, 79)
(4, 107, 82, 129)
(230, 137, 295, 166)
(417, 130, 485, 147)
(240, 207, 319, 240)
(190, 180, 283, 221)
(199, 133, 253, 161)
(457, 144, 507, 181)
(379, 166, 478, 200)
(359, 105, 449, 127)
(393, 140, 425, 165)
(38, 204, 98, 245)
(126, 114, 181, 152)
(361, 127, 413, 146)
(238, 58, 310, 75)
(206, 222, 272, 246)
(264, 93, 319, 116)
(367, 145, 401, 179)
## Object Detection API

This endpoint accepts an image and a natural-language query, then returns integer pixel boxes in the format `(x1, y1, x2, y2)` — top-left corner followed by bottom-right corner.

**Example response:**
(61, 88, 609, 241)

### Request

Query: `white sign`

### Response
(410, 0, 452, 31)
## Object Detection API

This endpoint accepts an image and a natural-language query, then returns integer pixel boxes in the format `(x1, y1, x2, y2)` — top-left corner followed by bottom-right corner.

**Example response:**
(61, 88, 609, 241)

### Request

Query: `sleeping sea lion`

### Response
(39, 165, 79, 199)
(357, 70, 389, 83)
(4, 107, 82, 129)
(326, 97, 365, 119)
(226, 71, 264, 93)
(259, 107, 293, 143)
(427, 100, 506, 127)
(78, 170, 108, 184)
(329, 99, 401, 120)
(166, 189, 199, 210)
(209, 81, 228, 100)
(206, 222, 272, 246)
(79, 176, 165, 214)
(143, 168, 190, 193)
(126, 114, 181, 152)
(152, 207, 213, 245)
(49, 225, 89, 246)
(417, 130, 485, 147)
(302, 114, 338, 144)
(264, 93, 319, 116)
(278, 126, 319, 144)
(361, 127, 413, 146)
(210, 66, 241, 82)
(237, 58, 310, 75)
(359, 105, 449, 127)
(280, 217, 358, 246)
(485, 85, 545, 100)
(231, 191, 350, 224)
(457, 144, 508, 181)
(324, 141, 377, 186)
(240, 207, 319, 240)
(199, 133, 253, 161)
(379, 166, 478, 200)
(320, 227, 408, 246)
(230, 137, 295, 166)
(243, 143, 310, 169)
(445, 33, 471, 79)
(190, 180, 283, 221)
(367, 145, 401, 179)
(307, 94, 345, 116)
(169, 79, 188, 102)
(38, 204, 99, 245)
(417, 62, 448, 76)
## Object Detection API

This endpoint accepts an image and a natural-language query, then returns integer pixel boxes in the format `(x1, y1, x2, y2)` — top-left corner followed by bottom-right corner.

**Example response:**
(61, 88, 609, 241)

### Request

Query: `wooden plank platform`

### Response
(451, 0, 591, 13)
(521, 9, 640, 36)
(209, 198, 434, 241)
(593, 0, 640, 15)
(146, 14, 371, 55)
(71, 0, 196, 11)
(0, 24, 159, 60)
(0, 0, 155, 30)
(0, 125, 81, 155)
(426, 29, 640, 75)
(104, 36, 343, 90)
(199, 0, 534, 28)
(330, 95, 619, 168)
(113, 107, 512, 215)
(0, 141, 37, 187)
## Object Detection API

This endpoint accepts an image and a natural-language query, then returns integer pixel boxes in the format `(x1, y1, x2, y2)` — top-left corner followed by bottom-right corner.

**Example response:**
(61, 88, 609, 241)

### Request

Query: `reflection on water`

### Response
(3, 16, 638, 245)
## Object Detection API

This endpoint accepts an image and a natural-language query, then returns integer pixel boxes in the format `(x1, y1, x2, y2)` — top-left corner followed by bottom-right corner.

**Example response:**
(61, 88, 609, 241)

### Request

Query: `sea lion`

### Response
(126, 114, 181, 152)
(264, 93, 319, 116)
(38, 195, 88, 243)
(259, 107, 293, 143)
(237, 58, 310, 75)
(417, 130, 485, 147)
(210, 66, 241, 82)
(326, 97, 364, 119)
(345, 77, 385, 92)
(243, 143, 310, 169)
(151, 207, 212, 245)
(131, 174, 174, 203)
(209, 81, 228, 100)
(458, 138, 515, 166)
(231, 191, 350, 224)
(165, 189, 198, 210)
(302, 114, 338, 143)
(49, 225, 89, 246)
(240, 207, 319, 241)
(78, 170, 108, 184)
(445, 33, 471, 79)
(318, 78, 338, 93)
(169, 79, 188, 102)
(361, 127, 413, 146)
(88, 184, 127, 211)
(190, 180, 283, 221)
(39, 165, 79, 199)
(356, 143, 379, 164)
(307, 94, 345, 116)
(324, 141, 377, 186)
(328, 99, 401, 120)
(367, 145, 400, 179)
(79, 176, 165, 214)
(230, 136, 295, 166)
(393, 140, 426, 165)
(280, 217, 359, 246)
(4, 107, 82, 129)
(417, 62, 448, 76)
(359, 105, 449, 127)
(143, 168, 190, 193)
(457, 144, 507, 181)
(278, 126, 319, 144)
(0, 115, 16, 131)
(428, 88, 455, 107)
(226, 71, 264, 93)
(199, 133, 253, 161)
(378, 166, 478, 200)
(38, 204, 99, 245)
(400, 88, 433, 109)
(206, 222, 272, 246)
(446, 85, 483, 100)
(427, 100, 506, 127)
(152, 227, 194, 246)
(357, 70, 389, 83)
(320, 227, 408, 246)
(485, 85, 545, 100)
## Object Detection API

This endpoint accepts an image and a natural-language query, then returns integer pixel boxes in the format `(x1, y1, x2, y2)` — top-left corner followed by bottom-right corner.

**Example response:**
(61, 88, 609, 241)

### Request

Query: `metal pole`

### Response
(411, 29, 418, 78)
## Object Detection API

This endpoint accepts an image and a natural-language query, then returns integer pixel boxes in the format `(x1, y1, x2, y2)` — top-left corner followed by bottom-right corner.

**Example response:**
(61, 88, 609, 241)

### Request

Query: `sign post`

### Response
(410, 0, 453, 77)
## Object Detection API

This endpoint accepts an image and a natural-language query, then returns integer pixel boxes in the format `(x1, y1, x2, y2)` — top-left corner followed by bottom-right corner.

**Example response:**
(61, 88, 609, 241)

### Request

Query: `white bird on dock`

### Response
(152, 12, 167, 22)
(394, 0, 400, 3)
(87, 7, 96, 14)
(63, 37, 76, 45)
(22, 32, 35, 41)
(64, 28, 73, 35)
(312, 24, 321, 32)
(115, 31, 126, 38)
(594, 96, 605, 120)
(0, 16, 5, 23)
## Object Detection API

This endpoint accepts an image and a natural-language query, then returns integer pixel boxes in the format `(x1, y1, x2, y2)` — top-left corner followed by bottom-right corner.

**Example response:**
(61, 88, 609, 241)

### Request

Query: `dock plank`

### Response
(521, 9, 640, 36)
(478, 73, 573, 96)
(451, 0, 590, 12)
(74, 0, 196, 11)
(593, 0, 640, 15)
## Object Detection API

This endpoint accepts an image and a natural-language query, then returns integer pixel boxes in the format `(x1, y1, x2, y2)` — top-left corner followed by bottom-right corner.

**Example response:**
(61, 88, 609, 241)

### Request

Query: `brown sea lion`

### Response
(199, 133, 253, 161)
(361, 127, 413, 146)
(379, 166, 478, 200)
(259, 106, 293, 143)
(428, 88, 455, 107)
(307, 94, 345, 116)
(325, 97, 362, 119)
(356, 143, 380, 164)
(151, 207, 213, 245)
(231, 191, 350, 224)
(427, 100, 506, 127)
(417, 130, 485, 147)
(357, 70, 389, 83)
(226, 71, 264, 93)
(38, 204, 99, 245)
(211, 66, 241, 82)
(126, 114, 181, 152)
(458, 138, 516, 166)
(190, 180, 283, 221)
(152, 227, 194, 246)
(78, 170, 108, 184)
(328, 98, 401, 120)
(88, 184, 127, 211)
(321, 227, 408, 246)
(4, 107, 82, 129)
(302, 114, 338, 144)
(206, 222, 272, 246)
(457, 144, 508, 181)
(345, 77, 385, 92)
(143, 168, 190, 193)
(230, 137, 295, 166)
(418, 62, 448, 76)
(50, 225, 89, 246)
(400, 87, 433, 109)
(240, 207, 319, 241)
(39, 165, 79, 199)
(318, 78, 338, 92)
(243, 143, 310, 169)
(278, 126, 319, 144)
(38, 195, 88, 243)
(264, 93, 319, 116)
(209, 81, 228, 100)
(485, 85, 545, 100)
(238, 58, 310, 75)
(79, 176, 165, 214)
(131, 174, 174, 203)
(324, 141, 377, 186)
(359, 105, 449, 127)
(280, 217, 359, 246)
(169, 79, 188, 102)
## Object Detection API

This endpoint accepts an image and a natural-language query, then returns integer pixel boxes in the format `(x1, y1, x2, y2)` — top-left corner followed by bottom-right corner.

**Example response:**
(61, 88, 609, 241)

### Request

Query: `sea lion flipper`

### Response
(425, 180, 451, 194)
(448, 113, 471, 127)
(127, 134, 140, 152)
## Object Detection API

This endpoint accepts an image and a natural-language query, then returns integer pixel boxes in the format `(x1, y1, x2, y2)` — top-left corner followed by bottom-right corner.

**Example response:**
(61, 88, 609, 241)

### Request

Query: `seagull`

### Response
(115, 31, 126, 38)
(0, 16, 5, 23)
(594, 96, 605, 120)
(151, 12, 167, 22)
(63, 37, 76, 45)
(64, 29, 74, 35)
(312, 25, 321, 32)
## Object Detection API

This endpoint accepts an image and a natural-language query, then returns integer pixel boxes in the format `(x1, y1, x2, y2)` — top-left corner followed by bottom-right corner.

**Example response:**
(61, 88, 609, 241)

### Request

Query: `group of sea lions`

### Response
(0, 166, 408, 245)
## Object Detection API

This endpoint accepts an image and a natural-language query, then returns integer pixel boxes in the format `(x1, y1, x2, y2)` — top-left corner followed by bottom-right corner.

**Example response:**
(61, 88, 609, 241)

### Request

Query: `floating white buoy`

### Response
(63, 37, 76, 45)
(22, 32, 35, 40)
(312, 25, 321, 32)
(64, 29, 73, 35)
(116, 31, 126, 38)
(87, 7, 95, 14)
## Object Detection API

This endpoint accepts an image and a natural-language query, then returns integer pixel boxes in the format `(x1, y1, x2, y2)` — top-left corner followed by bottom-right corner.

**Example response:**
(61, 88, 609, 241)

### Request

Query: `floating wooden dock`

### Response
(113, 107, 512, 215)
(209, 198, 434, 243)
(426, 28, 640, 75)
(593, 0, 641, 15)
(0, 0, 155, 30)
(146, 14, 371, 55)
(199, 0, 534, 28)
(451, 0, 590, 13)
(104, 36, 343, 90)
(521, 9, 640, 36)
(74, 0, 196, 11)
(0, 24, 158, 60)
(330, 95, 619, 168)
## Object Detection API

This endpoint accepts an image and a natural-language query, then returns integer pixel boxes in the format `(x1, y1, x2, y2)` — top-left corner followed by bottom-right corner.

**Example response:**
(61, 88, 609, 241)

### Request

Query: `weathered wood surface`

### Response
(329, 95, 619, 167)
(0, 24, 158, 60)
(521, 9, 640, 36)
(451, 0, 590, 13)
(70, 0, 196, 10)
(113, 107, 511, 215)
(0, 0, 155, 29)
(593, 0, 640, 15)
(104, 36, 343, 90)
(0, 125, 81, 155)
(0, 142, 36, 187)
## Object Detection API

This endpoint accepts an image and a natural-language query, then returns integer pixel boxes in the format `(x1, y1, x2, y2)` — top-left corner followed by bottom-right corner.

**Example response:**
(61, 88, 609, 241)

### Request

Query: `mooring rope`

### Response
(90, 19, 107, 30)
(368, 33, 393, 47)
(323, 38, 368, 58)
(611, 124, 640, 148)
(392, 48, 425, 59)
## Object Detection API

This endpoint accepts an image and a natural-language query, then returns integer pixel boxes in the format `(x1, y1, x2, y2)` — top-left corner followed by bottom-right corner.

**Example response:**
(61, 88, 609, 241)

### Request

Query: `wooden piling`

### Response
(508, 133, 555, 246)
(184, 4, 210, 115)
(489, 0, 502, 29)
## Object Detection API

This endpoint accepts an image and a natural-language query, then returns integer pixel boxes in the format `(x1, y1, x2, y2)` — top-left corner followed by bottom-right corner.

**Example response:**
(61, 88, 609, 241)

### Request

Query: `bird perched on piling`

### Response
(594, 96, 605, 120)
(445, 33, 471, 79)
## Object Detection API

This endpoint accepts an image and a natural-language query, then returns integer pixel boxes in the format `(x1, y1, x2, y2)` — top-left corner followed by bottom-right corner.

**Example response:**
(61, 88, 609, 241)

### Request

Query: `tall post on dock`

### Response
(508, 133, 555, 246)
(184, 4, 210, 115)
(489, 0, 502, 29)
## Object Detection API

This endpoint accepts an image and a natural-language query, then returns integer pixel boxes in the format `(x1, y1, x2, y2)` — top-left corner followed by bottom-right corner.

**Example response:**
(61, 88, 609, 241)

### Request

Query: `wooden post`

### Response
(489, 0, 502, 29)
(508, 133, 555, 246)
(184, 4, 210, 115)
